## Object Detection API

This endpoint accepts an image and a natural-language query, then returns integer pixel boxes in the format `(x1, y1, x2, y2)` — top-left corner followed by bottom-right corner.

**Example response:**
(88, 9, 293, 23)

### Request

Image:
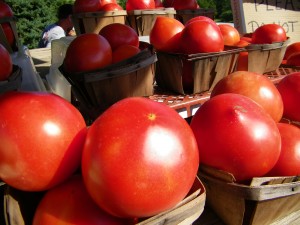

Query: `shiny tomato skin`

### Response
(286, 52, 300, 66)
(284, 42, 300, 60)
(211, 71, 284, 122)
(0, 91, 87, 191)
(33, 175, 134, 225)
(154, 0, 163, 7)
(99, 23, 139, 50)
(0, 1, 13, 17)
(171, 0, 199, 10)
(125, 0, 155, 10)
(218, 24, 240, 46)
(112, 44, 140, 63)
(82, 97, 199, 218)
(0, 43, 13, 81)
(267, 123, 300, 176)
(73, 0, 102, 13)
(100, 0, 117, 7)
(63, 33, 112, 73)
(100, 2, 123, 11)
(181, 20, 224, 54)
(252, 24, 287, 44)
(277, 72, 300, 121)
(191, 93, 281, 182)
(150, 16, 184, 53)
(185, 16, 216, 27)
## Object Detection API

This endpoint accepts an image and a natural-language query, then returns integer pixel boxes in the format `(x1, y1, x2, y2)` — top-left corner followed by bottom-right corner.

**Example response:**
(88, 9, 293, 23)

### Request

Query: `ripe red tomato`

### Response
(63, 33, 112, 73)
(81, 97, 199, 218)
(240, 36, 252, 43)
(0, 1, 13, 17)
(218, 24, 240, 46)
(33, 175, 134, 225)
(236, 51, 248, 71)
(150, 16, 184, 53)
(284, 42, 300, 60)
(180, 20, 224, 54)
(235, 39, 250, 47)
(1, 23, 15, 48)
(0, 91, 87, 191)
(170, 0, 199, 10)
(211, 71, 284, 122)
(267, 123, 300, 176)
(99, 0, 117, 7)
(100, 2, 123, 11)
(73, 0, 102, 13)
(0, 43, 13, 81)
(185, 16, 216, 27)
(154, 0, 163, 8)
(112, 44, 140, 63)
(190, 93, 281, 182)
(286, 52, 300, 66)
(125, 0, 155, 10)
(99, 23, 139, 50)
(251, 24, 287, 44)
(277, 72, 300, 121)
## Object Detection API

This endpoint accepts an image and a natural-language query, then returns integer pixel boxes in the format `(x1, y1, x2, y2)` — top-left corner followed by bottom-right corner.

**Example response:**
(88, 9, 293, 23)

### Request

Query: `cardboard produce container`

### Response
(72, 10, 127, 35)
(155, 48, 242, 95)
(198, 165, 300, 225)
(175, 8, 215, 24)
(126, 8, 176, 36)
(0, 16, 21, 53)
(60, 42, 157, 122)
(2, 176, 206, 225)
(0, 65, 22, 94)
(241, 38, 290, 74)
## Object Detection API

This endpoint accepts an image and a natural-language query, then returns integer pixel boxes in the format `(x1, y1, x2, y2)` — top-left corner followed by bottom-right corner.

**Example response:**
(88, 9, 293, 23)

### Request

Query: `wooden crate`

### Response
(2, 176, 205, 225)
(198, 165, 300, 225)
(0, 65, 22, 94)
(0, 16, 21, 53)
(155, 48, 242, 95)
(72, 10, 127, 35)
(175, 8, 215, 24)
(126, 8, 176, 36)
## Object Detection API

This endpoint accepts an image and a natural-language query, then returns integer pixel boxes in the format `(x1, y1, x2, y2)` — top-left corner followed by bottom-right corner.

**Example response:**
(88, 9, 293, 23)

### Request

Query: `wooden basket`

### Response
(0, 65, 22, 94)
(241, 38, 290, 74)
(198, 165, 300, 225)
(60, 42, 157, 122)
(71, 10, 127, 35)
(126, 8, 176, 36)
(155, 48, 242, 95)
(2, 176, 205, 225)
(175, 8, 215, 24)
(0, 16, 21, 53)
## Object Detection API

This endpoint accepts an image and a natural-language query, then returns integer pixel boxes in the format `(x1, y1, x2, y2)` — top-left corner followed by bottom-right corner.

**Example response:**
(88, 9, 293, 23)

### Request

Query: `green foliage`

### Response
(4, 0, 232, 49)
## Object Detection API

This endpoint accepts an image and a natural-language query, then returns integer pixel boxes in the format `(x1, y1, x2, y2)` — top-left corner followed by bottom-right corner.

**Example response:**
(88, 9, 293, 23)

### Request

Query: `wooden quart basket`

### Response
(60, 42, 157, 121)
(2, 176, 206, 225)
(0, 16, 21, 53)
(242, 38, 290, 74)
(175, 8, 215, 24)
(155, 48, 243, 95)
(71, 10, 127, 35)
(198, 165, 300, 225)
(126, 8, 176, 36)
(0, 65, 22, 94)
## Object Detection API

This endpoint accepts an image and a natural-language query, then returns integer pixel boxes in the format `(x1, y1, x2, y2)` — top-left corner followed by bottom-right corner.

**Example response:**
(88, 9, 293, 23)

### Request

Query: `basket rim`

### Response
(72, 10, 127, 18)
(246, 37, 291, 51)
(126, 7, 176, 15)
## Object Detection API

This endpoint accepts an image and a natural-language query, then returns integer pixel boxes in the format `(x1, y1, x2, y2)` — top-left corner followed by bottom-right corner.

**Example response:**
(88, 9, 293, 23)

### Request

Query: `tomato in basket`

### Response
(73, 0, 102, 13)
(125, 0, 155, 10)
(286, 52, 300, 66)
(284, 42, 300, 60)
(81, 97, 199, 218)
(100, 2, 123, 11)
(112, 44, 141, 63)
(218, 24, 240, 46)
(0, 43, 13, 81)
(0, 1, 15, 48)
(251, 24, 287, 44)
(190, 93, 281, 182)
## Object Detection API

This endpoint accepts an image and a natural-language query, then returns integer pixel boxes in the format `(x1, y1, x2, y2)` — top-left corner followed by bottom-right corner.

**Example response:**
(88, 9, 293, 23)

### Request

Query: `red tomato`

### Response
(211, 71, 284, 122)
(73, 0, 102, 13)
(235, 39, 250, 47)
(33, 175, 134, 225)
(240, 36, 252, 43)
(218, 24, 240, 46)
(0, 43, 13, 81)
(251, 24, 287, 44)
(81, 97, 199, 218)
(170, 0, 199, 10)
(100, 2, 123, 11)
(236, 51, 248, 71)
(277, 72, 300, 121)
(99, 0, 117, 7)
(181, 20, 224, 54)
(185, 16, 216, 27)
(284, 42, 300, 60)
(112, 44, 140, 63)
(162, 0, 173, 7)
(126, 0, 155, 10)
(1, 23, 15, 48)
(154, 0, 163, 7)
(149, 16, 184, 53)
(0, 91, 87, 191)
(99, 23, 139, 50)
(267, 123, 300, 176)
(63, 33, 112, 73)
(0, 1, 14, 17)
(190, 93, 281, 182)
(286, 52, 300, 66)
